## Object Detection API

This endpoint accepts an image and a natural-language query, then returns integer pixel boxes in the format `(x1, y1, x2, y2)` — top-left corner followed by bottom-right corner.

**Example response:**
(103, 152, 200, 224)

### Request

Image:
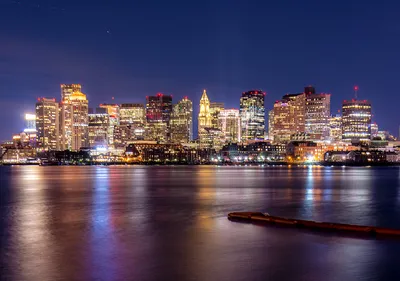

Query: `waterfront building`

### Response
(198, 90, 212, 148)
(36, 98, 59, 150)
(200, 127, 225, 151)
(170, 97, 193, 143)
(273, 93, 306, 143)
(268, 110, 274, 141)
(88, 108, 109, 148)
(305, 90, 331, 140)
(371, 123, 379, 139)
(210, 102, 224, 129)
(68, 92, 89, 150)
(61, 84, 81, 102)
(218, 109, 241, 143)
(120, 103, 145, 126)
(146, 93, 173, 143)
(329, 114, 342, 142)
(342, 99, 372, 142)
(240, 90, 265, 143)
(286, 141, 324, 162)
(99, 104, 120, 146)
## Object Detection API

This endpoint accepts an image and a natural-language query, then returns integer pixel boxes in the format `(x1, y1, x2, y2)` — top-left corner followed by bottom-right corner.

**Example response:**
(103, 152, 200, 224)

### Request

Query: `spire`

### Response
(201, 89, 209, 101)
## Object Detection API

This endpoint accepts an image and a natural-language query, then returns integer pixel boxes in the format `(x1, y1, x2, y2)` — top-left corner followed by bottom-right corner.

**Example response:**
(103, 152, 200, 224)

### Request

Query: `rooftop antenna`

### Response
(354, 86, 359, 99)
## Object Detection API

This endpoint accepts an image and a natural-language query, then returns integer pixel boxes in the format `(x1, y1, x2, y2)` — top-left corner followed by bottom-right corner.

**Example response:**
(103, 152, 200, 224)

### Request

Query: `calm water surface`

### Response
(1, 166, 400, 281)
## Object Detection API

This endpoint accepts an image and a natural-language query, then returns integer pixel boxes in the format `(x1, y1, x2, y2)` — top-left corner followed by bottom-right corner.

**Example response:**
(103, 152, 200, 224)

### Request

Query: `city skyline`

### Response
(1, 0, 400, 140)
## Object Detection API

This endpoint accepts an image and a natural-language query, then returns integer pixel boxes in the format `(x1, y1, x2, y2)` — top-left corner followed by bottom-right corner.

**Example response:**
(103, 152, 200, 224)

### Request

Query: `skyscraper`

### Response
(69, 92, 89, 150)
(210, 102, 224, 128)
(342, 99, 372, 142)
(305, 89, 331, 140)
(170, 97, 193, 143)
(218, 109, 241, 143)
(99, 104, 120, 146)
(268, 110, 274, 141)
(61, 84, 82, 102)
(88, 108, 109, 148)
(36, 98, 59, 150)
(146, 93, 173, 143)
(272, 93, 305, 143)
(329, 114, 342, 142)
(240, 90, 265, 143)
(198, 90, 212, 147)
(120, 104, 145, 126)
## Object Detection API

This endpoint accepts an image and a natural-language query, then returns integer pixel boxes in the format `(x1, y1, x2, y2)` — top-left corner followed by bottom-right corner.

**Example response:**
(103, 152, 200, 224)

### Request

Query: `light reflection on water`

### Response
(1, 165, 400, 281)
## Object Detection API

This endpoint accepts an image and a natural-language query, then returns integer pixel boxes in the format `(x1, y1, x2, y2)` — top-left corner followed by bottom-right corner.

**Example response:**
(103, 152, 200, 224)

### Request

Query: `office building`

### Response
(146, 93, 173, 143)
(99, 104, 120, 146)
(371, 123, 379, 139)
(36, 98, 59, 150)
(305, 90, 331, 140)
(61, 84, 82, 102)
(240, 90, 265, 143)
(329, 114, 342, 142)
(69, 91, 89, 150)
(268, 110, 274, 141)
(210, 102, 224, 128)
(218, 109, 241, 143)
(342, 99, 372, 142)
(120, 103, 145, 126)
(170, 97, 193, 143)
(273, 93, 306, 143)
(88, 108, 109, 148)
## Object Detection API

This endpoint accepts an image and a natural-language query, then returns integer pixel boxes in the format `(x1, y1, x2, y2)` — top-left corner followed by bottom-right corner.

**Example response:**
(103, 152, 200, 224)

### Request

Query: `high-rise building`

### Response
(273, 93, 306, 143)
(329, 114, 342, 142)
(69, 92, 89, 150)
(371, 123, 379, 139)
(342, 99, 372, 142)
(218, 109, 241, 143)
(170, 97, 193, 143)
(240, 90, 265, 143)
(305, 91, 331, 140)
(210, 102, 224, 128)
(61, 84, 82, 102)
(120, 104, 145, 126)
(99, 104, 120, 146)
(268, 110, 274, 141)
(36, 98, 59, 150)
(146, 93, 173, 143)
(88, 108, 109, 148)
(198, 90, 212, 147)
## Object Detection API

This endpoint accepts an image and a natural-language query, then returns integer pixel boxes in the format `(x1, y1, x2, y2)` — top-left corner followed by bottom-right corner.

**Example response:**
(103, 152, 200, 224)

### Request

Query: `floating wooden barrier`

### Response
(228, 212, 400, 237)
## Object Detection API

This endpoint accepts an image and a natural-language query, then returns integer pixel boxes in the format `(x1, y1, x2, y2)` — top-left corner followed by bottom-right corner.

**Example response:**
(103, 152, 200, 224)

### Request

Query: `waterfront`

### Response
(1, 166, 400, 281)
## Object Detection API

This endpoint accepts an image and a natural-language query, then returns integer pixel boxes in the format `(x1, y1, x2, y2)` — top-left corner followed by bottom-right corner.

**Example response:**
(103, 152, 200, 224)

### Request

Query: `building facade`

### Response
(342, 99, 372, 142)
(305, 91, 331, 140)
(170, 97, 193, 143)
(36, 98, 59, 150)
(240, 90, 265, 143)
(99, 104, 120, 146)
(146, 93, 173, 143)
(210, 102, 224, 129)
(69, 92, 89, 150)
(198, 90, 212, 147)
(329, 114, 342, 142)
(218, 109, 241, 143)
(88, 108, 109, 148)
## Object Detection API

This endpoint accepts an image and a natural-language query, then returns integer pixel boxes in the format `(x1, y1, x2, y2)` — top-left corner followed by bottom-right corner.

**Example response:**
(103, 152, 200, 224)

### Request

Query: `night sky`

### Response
(1, 0, 399, 141)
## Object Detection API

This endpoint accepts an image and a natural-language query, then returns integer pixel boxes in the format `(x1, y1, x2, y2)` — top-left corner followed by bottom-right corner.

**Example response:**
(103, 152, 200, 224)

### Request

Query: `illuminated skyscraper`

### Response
(305, 89, 331, 140)
(88, 108, 109, 147)
(240, 90, 265, 143)
(342, 99, 372, 142)
(198, 90, 212, 147)
(170, 97, 193, 143)
(268, 110, 274, 141)
(273, 93, 305, 143)
(120, 104, 145, 125)
(146, 93, 173, 143)
(61, 84, 82, 102)
(99, 104, 120, 146)
(210, 102, 224, 128)
(36, 98, 59, 150)
(329, 114, 342, 141)
(218, 109, 241, 143)
(69, 92, 89, 150)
